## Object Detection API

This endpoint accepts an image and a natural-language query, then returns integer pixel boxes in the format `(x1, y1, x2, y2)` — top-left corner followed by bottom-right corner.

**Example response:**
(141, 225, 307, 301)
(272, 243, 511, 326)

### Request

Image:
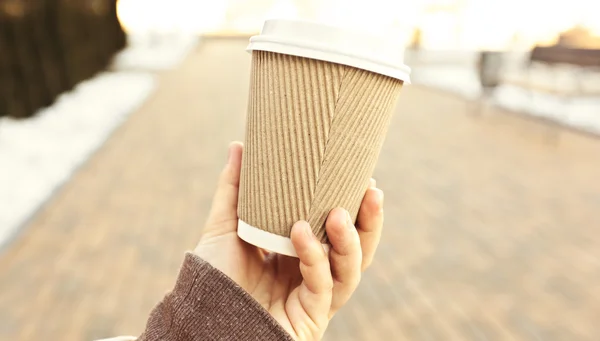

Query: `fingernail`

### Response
(304, 222, 314, 239)
(227, 144, 234, 164)
(373, 189, 384, 210)
(345, 210, 353, 229)
(376, 189, 384, 205)
(370, 178, 376, 188)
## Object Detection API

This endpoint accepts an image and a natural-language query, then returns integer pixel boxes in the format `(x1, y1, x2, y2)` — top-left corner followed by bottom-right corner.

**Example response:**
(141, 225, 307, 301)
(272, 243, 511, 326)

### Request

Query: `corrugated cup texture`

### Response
(238, 51, 403, 242)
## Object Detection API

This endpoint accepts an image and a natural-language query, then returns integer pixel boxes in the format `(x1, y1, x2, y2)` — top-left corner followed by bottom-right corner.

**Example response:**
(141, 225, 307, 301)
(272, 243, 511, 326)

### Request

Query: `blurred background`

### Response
(1, 0, 600, 340)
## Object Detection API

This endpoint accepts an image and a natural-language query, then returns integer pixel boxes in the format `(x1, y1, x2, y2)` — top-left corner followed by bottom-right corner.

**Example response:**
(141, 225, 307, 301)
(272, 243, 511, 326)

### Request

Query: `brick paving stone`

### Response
(1, 38, 600, 340)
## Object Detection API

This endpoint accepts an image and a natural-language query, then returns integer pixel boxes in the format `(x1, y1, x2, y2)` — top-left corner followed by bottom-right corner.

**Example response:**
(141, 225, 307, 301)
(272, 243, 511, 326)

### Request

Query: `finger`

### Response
(356, 187, 384, 271)
(205, 142, 243, 231)
(291, 221, 333, 325)
(326, 208, 362, 315)
(270, 255, 301, 303)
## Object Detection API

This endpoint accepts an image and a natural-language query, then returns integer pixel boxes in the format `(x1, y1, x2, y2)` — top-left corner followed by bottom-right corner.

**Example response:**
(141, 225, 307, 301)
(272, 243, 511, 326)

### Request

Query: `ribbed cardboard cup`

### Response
(237, 20, 411, 257)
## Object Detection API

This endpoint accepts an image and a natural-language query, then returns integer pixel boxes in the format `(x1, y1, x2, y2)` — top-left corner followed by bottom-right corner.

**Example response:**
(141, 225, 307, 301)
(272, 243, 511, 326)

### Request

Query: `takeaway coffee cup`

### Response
(237, 19, 411, 257)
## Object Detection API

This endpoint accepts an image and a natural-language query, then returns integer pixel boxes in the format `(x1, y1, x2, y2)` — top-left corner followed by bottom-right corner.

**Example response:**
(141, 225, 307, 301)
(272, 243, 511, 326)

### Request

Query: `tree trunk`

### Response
(0, 0, 126, 118)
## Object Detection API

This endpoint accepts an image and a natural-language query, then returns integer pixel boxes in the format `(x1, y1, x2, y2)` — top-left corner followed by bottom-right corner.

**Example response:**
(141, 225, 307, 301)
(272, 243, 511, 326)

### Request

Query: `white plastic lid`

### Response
(247, 19, 411, 83)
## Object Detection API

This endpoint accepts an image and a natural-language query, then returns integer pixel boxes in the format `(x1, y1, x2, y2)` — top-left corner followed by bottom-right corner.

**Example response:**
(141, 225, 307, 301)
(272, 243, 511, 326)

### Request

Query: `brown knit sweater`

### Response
(136, 253, 294, 341)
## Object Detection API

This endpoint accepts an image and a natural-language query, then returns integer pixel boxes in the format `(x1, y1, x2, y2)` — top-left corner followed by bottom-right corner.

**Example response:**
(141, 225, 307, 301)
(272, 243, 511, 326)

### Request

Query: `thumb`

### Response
(205, 142, 244, 233)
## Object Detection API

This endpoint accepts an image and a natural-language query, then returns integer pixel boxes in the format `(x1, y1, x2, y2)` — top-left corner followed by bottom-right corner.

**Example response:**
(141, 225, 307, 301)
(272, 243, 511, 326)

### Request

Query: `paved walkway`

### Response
(2, 39, 600, 340)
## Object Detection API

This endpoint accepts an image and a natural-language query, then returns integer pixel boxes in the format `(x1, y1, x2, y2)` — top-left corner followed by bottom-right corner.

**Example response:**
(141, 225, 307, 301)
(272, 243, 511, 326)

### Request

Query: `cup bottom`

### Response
(237, 219, 329, 258)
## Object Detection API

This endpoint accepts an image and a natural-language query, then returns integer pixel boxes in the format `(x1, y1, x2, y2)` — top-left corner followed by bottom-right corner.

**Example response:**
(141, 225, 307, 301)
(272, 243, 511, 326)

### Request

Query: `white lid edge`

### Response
(237, 219, 329, 258)
(247, 40, 411, 84)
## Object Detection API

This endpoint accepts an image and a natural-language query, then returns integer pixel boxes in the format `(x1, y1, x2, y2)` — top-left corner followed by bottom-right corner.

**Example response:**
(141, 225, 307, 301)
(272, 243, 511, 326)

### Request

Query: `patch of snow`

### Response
(410, 50, 600, 134)
(0, 72, 156, 246)
(0, 34, 198, 248)
(112, 33, 199, 71)
(412, 66, 482, 99)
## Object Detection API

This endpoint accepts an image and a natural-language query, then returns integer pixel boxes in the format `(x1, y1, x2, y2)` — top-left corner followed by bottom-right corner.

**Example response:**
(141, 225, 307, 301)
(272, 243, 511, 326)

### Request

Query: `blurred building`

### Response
(557, 26, 600, 48)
